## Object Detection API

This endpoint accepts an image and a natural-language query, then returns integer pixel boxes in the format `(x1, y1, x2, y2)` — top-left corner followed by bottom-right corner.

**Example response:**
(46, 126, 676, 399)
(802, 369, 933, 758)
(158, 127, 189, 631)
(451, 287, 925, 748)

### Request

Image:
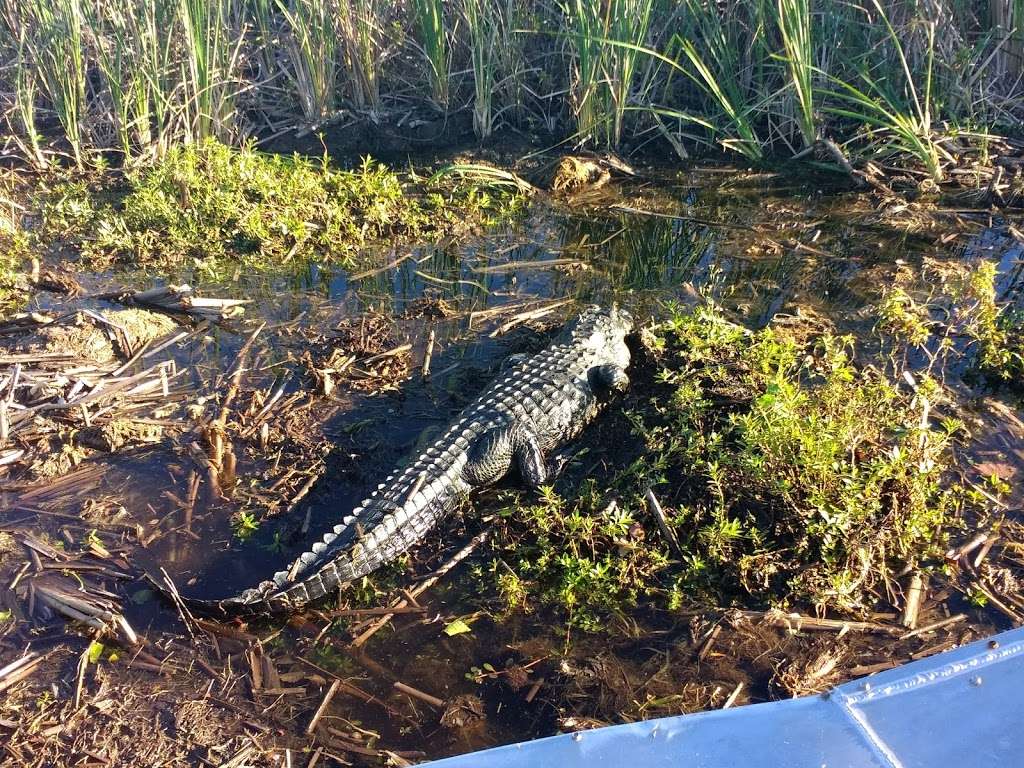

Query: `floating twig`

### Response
(734, 609, 901, 636)
(644, 488, 683, 558)
(393, 681, 445, 708)
(899, 613, 967, 641)
(306, 679, 340, 735)
(422, 329, 435, 378)
(723, 681, 744, 709)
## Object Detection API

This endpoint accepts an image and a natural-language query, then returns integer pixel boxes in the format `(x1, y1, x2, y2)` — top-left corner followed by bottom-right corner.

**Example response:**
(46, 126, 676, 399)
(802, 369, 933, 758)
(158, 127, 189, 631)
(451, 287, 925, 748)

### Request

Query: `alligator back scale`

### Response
(181, 305, 633, 614)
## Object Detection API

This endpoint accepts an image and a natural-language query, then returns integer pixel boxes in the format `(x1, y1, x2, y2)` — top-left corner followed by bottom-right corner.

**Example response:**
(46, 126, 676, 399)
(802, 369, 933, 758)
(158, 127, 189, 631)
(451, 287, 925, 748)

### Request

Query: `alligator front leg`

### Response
(589, 363, 630, 394)
(463, 420, 547, 490)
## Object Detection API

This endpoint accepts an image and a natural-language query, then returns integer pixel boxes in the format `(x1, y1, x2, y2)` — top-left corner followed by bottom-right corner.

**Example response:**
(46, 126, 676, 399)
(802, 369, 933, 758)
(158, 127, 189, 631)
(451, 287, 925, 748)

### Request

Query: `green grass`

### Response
(36, 140, 530, 273)
(561, 0, 656, 148)
(0, 179, 29, 312)
(0, 238, 28, 314)
(464, 0, 500, 139)
(41, 139, 420, 268)
(774, 0, 816, 149)
(960, 262, 1024, 383)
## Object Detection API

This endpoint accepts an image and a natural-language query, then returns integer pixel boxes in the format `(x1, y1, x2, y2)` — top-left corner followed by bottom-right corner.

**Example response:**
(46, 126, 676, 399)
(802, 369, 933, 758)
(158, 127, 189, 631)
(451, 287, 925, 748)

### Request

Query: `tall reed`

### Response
(277, 0, 338, 122)
(410, 0, 449, 108)
(7, 28, 47, 168)
(0, 0, 1020, 170)
(338, 0, 383, 111)
(825, 0, 945, 180)
(86, 0, 159, 158)
(774, 0, 816, 148)
(464, 0, 499, 138)
(10, 0, 88, 168)
(179, 0, 242, 142)
(562, 0, 656, 147)
(135, 0, 181, 158)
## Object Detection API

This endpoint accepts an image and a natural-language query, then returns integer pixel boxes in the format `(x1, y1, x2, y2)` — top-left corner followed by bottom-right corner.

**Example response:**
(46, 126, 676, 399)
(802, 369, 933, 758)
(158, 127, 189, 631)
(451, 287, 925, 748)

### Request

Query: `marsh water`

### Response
(6, 166, 1024, 760)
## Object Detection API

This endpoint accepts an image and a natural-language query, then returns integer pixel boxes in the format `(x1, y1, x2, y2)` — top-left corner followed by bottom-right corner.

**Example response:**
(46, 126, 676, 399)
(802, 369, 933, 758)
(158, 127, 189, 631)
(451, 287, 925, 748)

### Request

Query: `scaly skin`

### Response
(200, 305, 633, 614)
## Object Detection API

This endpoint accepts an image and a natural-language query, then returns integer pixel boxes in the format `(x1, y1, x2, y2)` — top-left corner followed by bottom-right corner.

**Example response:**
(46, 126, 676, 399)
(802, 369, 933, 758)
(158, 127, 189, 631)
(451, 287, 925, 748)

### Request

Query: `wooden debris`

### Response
(422, 328, 436, 378)
(393, 681, 445, 708)
(0, 652, 44, 694)
(105, 284, 249, 321)
(900, 572, 925, 629)
(722, 681, 744, 709)
(734, 609, 902, 636)
(307, 679, 341, 734)
(489, 299, 572, 338)
(644, 488, 683, 558)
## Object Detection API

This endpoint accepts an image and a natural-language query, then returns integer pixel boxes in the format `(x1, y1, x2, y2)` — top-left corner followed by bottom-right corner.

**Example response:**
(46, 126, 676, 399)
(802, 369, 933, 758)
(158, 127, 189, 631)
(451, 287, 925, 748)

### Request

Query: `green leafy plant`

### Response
(823, 0, 947, 181)
(647, 303, 959, 612)
(233, 510, 260, 539)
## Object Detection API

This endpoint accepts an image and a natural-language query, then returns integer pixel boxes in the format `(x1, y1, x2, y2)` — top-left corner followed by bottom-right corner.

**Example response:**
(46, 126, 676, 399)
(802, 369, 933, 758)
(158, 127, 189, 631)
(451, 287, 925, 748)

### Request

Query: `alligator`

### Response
(191, 305, 633, 614)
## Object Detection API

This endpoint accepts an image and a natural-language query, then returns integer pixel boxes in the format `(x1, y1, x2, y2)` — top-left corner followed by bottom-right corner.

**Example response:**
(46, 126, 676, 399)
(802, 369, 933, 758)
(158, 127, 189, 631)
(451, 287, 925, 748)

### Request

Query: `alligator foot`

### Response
(464, 420, 547, 490)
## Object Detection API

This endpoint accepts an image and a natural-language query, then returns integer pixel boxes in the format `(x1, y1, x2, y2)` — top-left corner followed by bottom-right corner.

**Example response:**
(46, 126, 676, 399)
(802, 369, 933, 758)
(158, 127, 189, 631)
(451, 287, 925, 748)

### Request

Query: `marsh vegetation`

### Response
(1, 0, 1022, 176)
(1, 1, 1024, 765)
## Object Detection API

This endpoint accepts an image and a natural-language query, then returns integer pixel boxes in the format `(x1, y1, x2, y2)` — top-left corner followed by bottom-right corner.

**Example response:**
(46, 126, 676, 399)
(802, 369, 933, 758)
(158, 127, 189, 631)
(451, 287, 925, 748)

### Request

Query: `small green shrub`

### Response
(649, 304, 959, 613)
(960, 261, 1024, 383)
(0, 200, 30, 313)
(486, 483, 671, 631)
(872, 262, 1024, 386)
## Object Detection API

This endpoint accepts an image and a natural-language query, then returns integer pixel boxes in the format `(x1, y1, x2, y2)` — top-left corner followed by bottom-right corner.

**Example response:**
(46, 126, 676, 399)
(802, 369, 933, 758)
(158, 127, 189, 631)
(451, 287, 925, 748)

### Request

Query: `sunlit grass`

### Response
(0, 0, 1019, 168)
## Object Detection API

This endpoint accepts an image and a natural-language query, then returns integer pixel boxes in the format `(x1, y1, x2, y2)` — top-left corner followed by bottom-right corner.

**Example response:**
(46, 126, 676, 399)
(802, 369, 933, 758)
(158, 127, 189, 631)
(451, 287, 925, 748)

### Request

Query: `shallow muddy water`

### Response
(4, 167, 1023, 762)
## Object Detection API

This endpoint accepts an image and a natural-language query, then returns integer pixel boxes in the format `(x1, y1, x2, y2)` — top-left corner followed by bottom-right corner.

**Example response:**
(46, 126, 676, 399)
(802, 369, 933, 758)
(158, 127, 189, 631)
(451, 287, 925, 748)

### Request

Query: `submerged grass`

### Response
(479, 303, 966, 630)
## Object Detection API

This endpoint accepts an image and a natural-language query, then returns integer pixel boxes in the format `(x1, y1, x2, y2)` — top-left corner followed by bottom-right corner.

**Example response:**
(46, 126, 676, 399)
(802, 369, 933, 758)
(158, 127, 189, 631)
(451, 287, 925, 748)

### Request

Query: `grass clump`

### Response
(0, 182, 30, 313)
(41, 139, 424, 269)
(486, 482, 671, 631)
(38, 141, 530, 274)
(0, 237, 28, 313)
(959, 262, 1024, 384)
(647, 304, 959, 614)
